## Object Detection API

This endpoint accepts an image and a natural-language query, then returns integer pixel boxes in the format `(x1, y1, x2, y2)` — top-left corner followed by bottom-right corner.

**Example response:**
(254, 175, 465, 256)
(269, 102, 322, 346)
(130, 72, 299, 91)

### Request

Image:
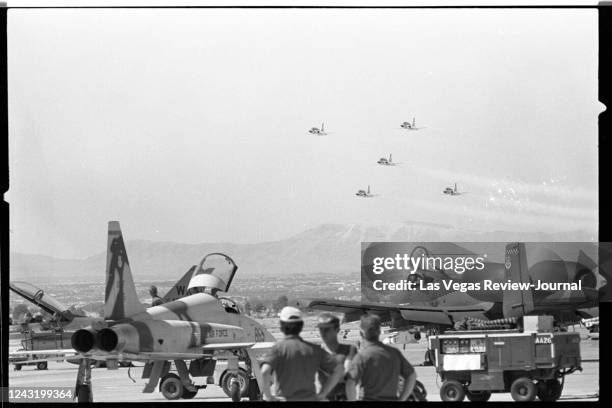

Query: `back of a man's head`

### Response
(279, 306, 304, 336)
(360, 314, 381, 342)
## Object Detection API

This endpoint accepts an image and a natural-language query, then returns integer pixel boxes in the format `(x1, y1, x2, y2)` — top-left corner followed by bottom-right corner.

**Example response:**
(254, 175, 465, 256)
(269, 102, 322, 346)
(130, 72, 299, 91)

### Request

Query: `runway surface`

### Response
(8, 336, 599, 402)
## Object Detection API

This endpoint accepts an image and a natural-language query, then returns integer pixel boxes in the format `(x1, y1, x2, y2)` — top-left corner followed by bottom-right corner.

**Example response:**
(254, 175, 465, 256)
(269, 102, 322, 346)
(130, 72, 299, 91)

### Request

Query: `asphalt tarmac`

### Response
(8, 336, 599, 402)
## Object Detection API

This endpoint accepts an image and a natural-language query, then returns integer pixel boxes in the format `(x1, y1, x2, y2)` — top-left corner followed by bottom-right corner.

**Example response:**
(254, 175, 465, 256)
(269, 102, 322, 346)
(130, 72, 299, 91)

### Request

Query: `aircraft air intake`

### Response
(71, 328, 97, 353)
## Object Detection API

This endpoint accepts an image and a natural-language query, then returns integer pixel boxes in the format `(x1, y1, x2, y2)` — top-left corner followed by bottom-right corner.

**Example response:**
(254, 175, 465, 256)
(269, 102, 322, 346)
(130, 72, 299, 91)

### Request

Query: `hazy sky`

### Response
(7, 9, 600, 258)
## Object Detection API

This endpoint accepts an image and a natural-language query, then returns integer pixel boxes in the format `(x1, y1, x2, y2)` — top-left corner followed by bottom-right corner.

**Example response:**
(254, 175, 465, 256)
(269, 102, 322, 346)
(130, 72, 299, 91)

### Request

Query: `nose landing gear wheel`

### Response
(230, 381, 241, 402)
(37, 361, 48, 370)
(160, 373, 183, 400)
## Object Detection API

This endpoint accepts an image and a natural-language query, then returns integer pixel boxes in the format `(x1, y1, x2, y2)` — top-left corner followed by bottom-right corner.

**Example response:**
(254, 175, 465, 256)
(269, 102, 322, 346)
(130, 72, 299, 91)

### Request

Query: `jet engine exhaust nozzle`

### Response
(71, 328, 97, 353)
(96, 328, 119, 352)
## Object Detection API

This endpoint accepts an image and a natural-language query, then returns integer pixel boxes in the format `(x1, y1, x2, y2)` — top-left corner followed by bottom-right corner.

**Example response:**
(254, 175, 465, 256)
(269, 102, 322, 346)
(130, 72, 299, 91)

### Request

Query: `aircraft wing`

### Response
(307, 299, 489, 326)
(68, 342, 276, 362)
(9, 349, 78, 364)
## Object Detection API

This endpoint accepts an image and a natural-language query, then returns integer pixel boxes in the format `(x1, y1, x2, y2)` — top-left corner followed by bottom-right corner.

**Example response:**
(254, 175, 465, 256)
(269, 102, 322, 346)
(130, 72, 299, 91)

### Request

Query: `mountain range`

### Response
(10, 222, 595, 283)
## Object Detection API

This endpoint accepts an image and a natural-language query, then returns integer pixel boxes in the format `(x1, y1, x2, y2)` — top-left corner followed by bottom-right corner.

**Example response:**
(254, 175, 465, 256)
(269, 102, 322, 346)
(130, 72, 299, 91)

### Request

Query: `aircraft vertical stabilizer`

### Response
(162, 266, 197, 303)
(502, 243, 535, 318)
(104, 221, 146, 320)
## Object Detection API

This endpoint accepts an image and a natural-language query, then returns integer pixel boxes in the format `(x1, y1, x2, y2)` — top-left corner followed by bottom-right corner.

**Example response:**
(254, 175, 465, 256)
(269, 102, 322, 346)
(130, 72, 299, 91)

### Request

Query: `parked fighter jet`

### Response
(377, 154, 395, 166)
(10, 281, 100, 332)
(443, 183, 461, 196)
(8, 268, 213, 369)
(308, 242, 601, 345)
(355, 185, 373, 197)
(308, 122, 327, 135)
(67, 222, 275, 401)
(400, 117, 421, 130)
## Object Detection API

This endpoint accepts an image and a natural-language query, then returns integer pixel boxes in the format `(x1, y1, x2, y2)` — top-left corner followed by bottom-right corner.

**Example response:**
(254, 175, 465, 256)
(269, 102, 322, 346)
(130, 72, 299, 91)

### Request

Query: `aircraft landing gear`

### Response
(75, 358, 93, 402)
(160, 373, 184, 400)
(220, 368, 249, 400)
(158, 361, 202, 400)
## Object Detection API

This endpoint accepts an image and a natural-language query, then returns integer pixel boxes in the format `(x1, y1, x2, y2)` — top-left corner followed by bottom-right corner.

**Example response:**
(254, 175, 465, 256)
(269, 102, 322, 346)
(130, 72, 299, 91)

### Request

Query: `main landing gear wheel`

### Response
(221, 368, 249, 400)
(510, 377, 536, 402)
(160, 373, 184, 400)
(14, 364, 22, 371)
(440, 380, 465, 402)
(537, 379, 563, 401)
(466, 390, 491, 402)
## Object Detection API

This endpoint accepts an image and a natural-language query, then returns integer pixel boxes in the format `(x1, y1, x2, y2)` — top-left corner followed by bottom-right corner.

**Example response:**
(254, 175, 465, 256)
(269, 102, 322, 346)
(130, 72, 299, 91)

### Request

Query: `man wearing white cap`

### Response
(260, 306, 344, 401)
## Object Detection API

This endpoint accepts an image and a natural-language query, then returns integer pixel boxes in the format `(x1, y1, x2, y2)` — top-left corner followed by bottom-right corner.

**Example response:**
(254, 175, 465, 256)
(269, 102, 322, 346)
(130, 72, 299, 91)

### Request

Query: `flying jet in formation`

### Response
(65, 222, 275, 401)
(355, 185, 373, 198)
(308, 122, 327, 135)
(377, 154, 395, 166)
(443, 183, 461, 196)
(400, 117, 422, 130)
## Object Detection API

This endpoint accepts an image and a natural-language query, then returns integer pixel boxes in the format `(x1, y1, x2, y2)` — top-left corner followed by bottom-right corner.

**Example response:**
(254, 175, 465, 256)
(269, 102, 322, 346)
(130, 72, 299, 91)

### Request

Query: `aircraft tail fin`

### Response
(367, 185, 371, 195)
(321, 122, 325, 132)
(502, 243, 535, 318)
(412, 117, 415, 127)
(104, 221, 146, 320)
(162, 266, 197, 303)
(389, 154, 392, 162)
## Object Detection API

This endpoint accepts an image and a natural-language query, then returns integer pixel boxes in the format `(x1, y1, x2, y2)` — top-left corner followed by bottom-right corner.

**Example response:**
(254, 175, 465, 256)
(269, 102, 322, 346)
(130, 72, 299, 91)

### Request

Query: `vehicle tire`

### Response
(37, 361, 48, 370)
(466, 390, 491, 402)
(181, 388, 198, 399)
(440, 380, 465, 402)
(536, 379, 563, 401)
(160, 373, 184, 400)
(14, 364, 22, 371)
(221, 368, 249, 398)
(510, 377, 536, 402)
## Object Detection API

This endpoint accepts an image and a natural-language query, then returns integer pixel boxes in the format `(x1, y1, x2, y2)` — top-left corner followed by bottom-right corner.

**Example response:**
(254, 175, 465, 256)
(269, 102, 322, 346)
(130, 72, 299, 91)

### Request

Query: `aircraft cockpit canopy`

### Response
(9, 281, 73, 317)
(187, 253, 238, 295)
